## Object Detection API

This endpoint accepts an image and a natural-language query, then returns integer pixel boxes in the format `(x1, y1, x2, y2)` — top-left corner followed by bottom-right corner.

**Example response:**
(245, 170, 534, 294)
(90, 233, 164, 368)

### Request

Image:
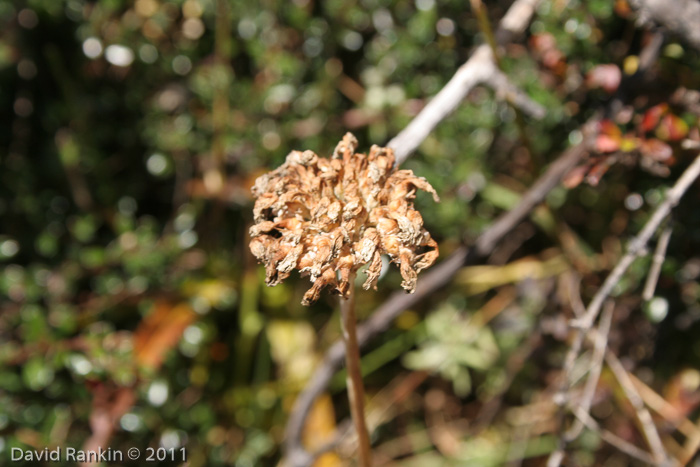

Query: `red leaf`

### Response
(640, 104, 668, 133)
(586, 64, 622, 94)
(639, 138, 673, 162)
(656, 114, 689, 141)
(599, 119, 622, 138)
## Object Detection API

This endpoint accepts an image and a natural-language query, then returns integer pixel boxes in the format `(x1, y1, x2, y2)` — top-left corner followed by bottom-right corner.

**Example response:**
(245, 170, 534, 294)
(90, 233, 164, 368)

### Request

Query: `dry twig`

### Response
(628, 373, 700, 439)
(563, 300, 614, 442)
(680, 415, 700, 466)
(388, 0, 543, 165)
(549, 153, 700, 466)
(642, 223, 673, 301)
(560, 153, 700, 394)
(572, 407, 658, 465)
(605, 351, 668, 464)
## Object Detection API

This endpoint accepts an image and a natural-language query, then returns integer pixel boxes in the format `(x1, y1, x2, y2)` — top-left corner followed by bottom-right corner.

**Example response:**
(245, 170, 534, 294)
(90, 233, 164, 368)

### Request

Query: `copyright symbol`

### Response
(127, 448, 140, 460)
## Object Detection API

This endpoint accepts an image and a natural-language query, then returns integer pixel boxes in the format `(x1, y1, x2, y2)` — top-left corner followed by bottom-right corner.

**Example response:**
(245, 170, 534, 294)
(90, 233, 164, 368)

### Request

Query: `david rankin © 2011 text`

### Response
(11, 446, 122, 462)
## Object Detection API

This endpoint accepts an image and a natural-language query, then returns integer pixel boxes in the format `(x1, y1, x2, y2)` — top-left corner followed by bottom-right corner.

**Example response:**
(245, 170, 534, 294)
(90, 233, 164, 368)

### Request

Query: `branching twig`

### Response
(471, 0, 540, 162)
(628, 372, 700, 439)
(387, 45, 494, 165)
(488, 69, 547, 119)
(563, 300, 614, 442)
(388, 0, 542, 164)
(572, 407, 658, 465)
(605, 351, 668, 464)
(549, 152, 700, 466)
(562, 153, 700, 390)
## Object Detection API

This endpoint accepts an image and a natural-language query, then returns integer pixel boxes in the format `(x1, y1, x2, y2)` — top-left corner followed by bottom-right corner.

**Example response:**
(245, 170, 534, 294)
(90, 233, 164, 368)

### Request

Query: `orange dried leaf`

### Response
(133, 301, 197, 369)
(614, 0, 631, 17)
(599, 120, 622, 138)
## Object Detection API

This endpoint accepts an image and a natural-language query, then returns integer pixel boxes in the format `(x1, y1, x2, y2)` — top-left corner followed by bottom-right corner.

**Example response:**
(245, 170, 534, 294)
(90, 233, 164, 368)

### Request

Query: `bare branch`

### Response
(388, 0, 543, 164)
(627, 372, 700, 439)
(488, 69, 547, 119)
(474, 126, 595, 256)
(630, 0, 700, 52)
(388, 46, 494, 165)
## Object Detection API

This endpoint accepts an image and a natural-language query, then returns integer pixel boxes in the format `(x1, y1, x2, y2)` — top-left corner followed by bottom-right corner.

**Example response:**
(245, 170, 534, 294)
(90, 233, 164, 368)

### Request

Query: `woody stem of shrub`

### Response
(340, 271, 372, 467)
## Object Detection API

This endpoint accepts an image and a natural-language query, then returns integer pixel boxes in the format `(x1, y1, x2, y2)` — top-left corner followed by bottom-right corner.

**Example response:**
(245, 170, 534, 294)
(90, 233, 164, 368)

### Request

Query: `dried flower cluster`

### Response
(249, 133, 439, 305)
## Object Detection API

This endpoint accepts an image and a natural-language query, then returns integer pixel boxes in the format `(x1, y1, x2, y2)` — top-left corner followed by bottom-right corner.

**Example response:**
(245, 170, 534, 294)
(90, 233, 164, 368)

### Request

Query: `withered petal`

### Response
(250, 132, 439, 305)
(362, 250, 383, 291)
(302, 267, 338, 306)
(398, 248, 418, 293)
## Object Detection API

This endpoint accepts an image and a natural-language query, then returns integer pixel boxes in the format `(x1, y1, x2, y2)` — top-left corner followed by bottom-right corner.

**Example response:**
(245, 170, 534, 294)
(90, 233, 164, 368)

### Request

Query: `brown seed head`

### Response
(249, 132, 440, 305)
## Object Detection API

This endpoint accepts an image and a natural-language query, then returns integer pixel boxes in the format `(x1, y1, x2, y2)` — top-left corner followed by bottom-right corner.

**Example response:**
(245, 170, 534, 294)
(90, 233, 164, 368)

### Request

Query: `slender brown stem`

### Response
(340, 272, 372, 466)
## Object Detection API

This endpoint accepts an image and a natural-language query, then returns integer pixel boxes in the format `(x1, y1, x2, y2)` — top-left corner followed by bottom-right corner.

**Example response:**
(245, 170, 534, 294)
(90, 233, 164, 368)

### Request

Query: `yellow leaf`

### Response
(303, 394, 342, 467)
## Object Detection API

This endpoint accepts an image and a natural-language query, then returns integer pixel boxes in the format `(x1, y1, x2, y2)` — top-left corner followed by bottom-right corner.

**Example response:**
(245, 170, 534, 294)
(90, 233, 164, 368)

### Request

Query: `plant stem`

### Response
(340, 273, 372, 466)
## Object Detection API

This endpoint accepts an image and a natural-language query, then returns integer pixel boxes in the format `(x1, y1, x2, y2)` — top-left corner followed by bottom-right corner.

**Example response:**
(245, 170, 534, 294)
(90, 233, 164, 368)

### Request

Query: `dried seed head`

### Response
(250, 132, 440, 305)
